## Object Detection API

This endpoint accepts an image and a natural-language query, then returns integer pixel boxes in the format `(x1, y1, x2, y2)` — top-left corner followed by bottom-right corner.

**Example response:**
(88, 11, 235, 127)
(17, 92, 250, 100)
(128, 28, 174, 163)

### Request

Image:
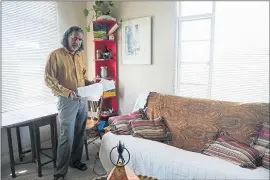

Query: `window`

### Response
(175, 1, 269, 103)
(2, 1, 59, 114)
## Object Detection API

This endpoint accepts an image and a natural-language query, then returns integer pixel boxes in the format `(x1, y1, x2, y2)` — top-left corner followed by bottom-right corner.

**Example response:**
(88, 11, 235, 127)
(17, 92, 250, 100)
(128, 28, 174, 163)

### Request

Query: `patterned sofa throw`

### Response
(129, 117, 172, 144)
(202, 134, 262, 169)
(145, 92, 269, 152)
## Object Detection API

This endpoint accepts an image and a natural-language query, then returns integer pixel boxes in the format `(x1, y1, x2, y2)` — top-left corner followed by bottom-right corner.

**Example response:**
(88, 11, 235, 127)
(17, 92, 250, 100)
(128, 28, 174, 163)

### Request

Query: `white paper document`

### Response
(77, 79, 115, 100)
(77, 83, 104, 100)
(99, 79, 115, 91)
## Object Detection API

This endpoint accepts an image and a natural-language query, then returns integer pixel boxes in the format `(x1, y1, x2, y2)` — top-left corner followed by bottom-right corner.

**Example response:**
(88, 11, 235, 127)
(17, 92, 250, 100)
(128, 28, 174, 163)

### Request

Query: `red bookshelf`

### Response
(93, 19, 118, 119)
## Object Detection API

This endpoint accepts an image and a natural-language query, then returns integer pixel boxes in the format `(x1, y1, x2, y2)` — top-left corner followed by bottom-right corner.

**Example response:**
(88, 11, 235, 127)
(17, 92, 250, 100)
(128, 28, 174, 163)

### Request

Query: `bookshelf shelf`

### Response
(93, 19, 116, 24)
(95, 77, 115, 80)
(94, 59, 116, 61)
(93, 40, 116, 43)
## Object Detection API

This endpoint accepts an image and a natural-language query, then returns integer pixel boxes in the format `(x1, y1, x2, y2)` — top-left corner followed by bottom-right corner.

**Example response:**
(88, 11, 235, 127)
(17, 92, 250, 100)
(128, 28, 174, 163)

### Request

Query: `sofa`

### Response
(99, 92, 269, 179)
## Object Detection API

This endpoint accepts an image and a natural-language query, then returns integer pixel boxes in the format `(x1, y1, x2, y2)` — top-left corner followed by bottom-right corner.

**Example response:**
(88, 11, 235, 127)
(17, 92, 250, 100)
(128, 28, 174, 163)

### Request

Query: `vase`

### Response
(100, 66, 107, 78)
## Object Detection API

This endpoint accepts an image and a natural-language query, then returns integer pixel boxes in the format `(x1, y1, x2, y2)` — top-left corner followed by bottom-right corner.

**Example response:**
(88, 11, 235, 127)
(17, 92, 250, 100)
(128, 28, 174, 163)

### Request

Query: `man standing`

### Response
(44, 26, 93, 180)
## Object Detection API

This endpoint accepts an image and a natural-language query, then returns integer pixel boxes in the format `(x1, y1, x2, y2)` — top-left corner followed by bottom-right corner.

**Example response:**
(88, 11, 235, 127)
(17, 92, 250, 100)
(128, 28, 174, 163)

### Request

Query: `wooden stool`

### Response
(4, 122, 36, 178)
(32, 113, 58, 177)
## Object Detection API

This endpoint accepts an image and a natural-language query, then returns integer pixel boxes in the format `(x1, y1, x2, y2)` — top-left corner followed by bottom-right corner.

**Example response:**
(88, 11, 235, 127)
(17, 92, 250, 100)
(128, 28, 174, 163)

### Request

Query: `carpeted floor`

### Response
(1, 139, 107, 180)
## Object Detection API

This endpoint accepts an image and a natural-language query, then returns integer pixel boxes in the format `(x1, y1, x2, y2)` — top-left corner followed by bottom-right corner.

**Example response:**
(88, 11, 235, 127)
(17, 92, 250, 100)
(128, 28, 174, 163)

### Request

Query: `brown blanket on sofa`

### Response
(145, 92, 269, 152)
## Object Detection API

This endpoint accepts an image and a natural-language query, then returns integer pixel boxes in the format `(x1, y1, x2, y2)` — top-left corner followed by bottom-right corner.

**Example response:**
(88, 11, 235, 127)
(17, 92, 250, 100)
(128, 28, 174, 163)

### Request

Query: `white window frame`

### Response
(174, 1, 216, 98)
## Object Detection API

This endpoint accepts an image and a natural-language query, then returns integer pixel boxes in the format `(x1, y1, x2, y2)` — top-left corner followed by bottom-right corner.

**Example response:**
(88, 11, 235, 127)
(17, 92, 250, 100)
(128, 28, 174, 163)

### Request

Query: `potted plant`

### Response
(84, 1, 114, 32)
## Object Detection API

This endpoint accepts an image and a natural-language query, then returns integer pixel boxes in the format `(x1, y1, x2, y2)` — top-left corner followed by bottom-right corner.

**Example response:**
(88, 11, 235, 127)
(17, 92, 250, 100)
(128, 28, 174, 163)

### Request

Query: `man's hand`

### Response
(69, 91, 81, 100)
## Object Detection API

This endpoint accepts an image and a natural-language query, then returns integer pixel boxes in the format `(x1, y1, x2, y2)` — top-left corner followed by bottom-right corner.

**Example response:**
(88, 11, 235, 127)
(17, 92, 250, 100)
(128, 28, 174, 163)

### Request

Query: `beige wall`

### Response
(58, 1, 87, 66)
(1, 1, 87, 166)
(85, 2, 96, 80)
(113, 1, 177, 114)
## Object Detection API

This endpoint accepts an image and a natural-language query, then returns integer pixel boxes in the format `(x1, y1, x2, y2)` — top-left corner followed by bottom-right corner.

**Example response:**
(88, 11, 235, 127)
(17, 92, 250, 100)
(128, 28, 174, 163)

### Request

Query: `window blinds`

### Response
(2, 1, 59, 113)
(211, 2, 269, 103)
(176, 1, 269, 103)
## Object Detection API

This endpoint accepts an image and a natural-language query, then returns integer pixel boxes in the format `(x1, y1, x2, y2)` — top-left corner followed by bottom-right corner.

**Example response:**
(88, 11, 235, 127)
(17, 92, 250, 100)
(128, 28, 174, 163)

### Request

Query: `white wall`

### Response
(113, 1, 177, 114)
(1, 1, 87, 166)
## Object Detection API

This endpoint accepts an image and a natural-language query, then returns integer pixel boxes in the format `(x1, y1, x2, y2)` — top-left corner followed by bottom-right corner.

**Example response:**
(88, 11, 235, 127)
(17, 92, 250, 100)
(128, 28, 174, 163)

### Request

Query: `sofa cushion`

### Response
(145, 92, 269, 152)
(202, 134, 263, 169)
(129, 117, 172, 143)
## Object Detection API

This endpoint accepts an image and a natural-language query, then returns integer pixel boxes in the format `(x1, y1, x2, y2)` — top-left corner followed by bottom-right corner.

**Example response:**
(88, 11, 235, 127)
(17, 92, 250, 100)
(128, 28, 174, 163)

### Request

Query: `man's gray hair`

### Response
(61, 26, 84, 51)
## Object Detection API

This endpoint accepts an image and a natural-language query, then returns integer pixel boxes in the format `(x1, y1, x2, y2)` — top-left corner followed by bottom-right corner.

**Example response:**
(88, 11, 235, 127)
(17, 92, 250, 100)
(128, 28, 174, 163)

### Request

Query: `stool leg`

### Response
(7, 128, 16, 178)
(54, 118, 58, 151)
(16, 127, 23, 162)
(50, 122, 57, 168)
(34, 126, 42, 177)
(29, 124, 36, 163)
(84, 137, 89, 160)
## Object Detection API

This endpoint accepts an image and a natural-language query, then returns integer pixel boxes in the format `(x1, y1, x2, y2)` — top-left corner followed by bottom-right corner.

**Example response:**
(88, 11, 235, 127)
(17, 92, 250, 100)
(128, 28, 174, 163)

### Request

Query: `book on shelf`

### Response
(93, 22, 107, 40)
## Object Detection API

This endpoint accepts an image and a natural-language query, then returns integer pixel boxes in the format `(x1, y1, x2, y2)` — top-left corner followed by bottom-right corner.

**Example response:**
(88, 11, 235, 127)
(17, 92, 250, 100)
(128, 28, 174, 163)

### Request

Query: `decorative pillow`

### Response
(202, 134, 262, 169)
(129, 117, 172, 143)
(253, 145, 270, 169)
(262, 150, 270, 169)
(250, 122, 270, 169)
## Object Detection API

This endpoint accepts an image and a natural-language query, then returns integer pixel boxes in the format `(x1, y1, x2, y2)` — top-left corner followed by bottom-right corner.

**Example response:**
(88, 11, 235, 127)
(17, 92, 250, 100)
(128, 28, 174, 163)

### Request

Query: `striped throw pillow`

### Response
(129, 117, 172, 143)
(202, 134, 262, 169)
(251, 122, 270, 169)
(262, 151, 270, 169)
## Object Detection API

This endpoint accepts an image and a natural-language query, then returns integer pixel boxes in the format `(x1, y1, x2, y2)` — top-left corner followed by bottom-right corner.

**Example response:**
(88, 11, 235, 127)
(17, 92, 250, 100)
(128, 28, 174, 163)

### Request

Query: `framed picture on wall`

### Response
(121, 16, 152, 65)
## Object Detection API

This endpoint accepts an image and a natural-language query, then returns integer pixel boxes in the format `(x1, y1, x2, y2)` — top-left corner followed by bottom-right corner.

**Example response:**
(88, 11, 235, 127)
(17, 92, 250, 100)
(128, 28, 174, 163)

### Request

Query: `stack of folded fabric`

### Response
(108, 109, 172, 144)
(108, 109, 146, 135)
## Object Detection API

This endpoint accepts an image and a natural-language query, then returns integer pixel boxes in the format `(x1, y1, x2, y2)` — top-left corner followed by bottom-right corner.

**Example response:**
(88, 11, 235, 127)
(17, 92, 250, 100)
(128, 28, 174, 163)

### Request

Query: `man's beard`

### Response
(71, 45, 79, 51)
